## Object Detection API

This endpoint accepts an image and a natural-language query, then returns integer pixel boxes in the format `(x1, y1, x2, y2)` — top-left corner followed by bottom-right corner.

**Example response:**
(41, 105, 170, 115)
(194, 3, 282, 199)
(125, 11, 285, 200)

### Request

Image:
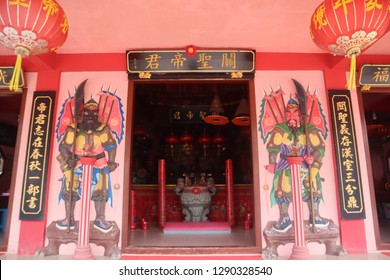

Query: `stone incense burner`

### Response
(173, 173, 217, 222)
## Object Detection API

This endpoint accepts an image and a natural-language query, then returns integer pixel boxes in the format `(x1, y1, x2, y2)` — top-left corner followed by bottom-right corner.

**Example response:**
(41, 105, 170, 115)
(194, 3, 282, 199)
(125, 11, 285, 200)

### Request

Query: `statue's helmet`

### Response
(84, 98, 99, 111)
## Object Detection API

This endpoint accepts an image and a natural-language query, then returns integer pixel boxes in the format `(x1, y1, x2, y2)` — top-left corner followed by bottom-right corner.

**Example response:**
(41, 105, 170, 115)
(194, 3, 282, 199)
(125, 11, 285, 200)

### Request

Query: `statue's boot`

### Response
(308, 201, 329, 228)
(273, 202, 292, 233)
(56, 200, 75, 230)
(93, 201, 113, 233)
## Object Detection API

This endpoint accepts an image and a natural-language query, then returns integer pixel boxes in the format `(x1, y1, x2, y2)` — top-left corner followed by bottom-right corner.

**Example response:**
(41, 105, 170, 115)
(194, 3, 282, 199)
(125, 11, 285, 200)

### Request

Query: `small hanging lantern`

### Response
(134, 127, 148, 140)
(204, 95, 229, 125)
(179, 131, 193, 143)
(212, 133, 225, 156)
(232, 98, 250, 126)
(309, 0, 390, 90)
(198, 131, 211, 157)
(165, 132, 178, 157)
(0, 0, 69, 91)
(239, 126, 251, 138)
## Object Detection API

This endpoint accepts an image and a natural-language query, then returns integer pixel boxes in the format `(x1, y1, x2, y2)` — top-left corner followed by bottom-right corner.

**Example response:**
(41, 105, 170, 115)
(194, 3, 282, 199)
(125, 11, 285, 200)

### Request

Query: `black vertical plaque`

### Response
(328, 90, 365, 220)
(19, 91, 55, 220)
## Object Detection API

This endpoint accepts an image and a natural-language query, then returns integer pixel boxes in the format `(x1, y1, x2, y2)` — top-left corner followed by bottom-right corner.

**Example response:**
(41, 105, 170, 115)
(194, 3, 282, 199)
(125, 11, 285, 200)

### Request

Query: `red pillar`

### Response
(129, 190, 137, 230)
(225, 159, 235, 227)
(158, 159, 166, 229)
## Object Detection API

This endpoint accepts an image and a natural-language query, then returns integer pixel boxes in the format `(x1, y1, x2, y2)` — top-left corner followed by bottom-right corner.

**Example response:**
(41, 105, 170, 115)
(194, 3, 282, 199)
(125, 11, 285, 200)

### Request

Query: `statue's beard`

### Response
(288, 125, 299, 144)
(290, 126, 298, 134)
(80, 119, 99, 131)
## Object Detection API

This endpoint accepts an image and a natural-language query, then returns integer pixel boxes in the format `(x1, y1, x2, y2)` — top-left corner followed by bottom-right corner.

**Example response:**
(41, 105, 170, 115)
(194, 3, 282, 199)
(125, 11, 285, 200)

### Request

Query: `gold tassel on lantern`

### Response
(9, 46, 29, 92)
(346, 47, 360, 90)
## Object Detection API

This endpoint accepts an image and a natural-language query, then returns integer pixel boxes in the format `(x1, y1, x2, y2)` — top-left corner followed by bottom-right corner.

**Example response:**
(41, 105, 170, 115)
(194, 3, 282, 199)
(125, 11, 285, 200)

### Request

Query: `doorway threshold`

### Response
(124, 224, 259, 255)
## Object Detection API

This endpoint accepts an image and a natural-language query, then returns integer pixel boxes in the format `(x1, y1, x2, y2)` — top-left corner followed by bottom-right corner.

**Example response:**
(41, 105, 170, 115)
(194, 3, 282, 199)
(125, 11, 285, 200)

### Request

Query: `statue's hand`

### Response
(67, 158, 77, 168)
(265, 163, 276, 174)
(108, 161, 119, 173)
(304, 155, 314, 165)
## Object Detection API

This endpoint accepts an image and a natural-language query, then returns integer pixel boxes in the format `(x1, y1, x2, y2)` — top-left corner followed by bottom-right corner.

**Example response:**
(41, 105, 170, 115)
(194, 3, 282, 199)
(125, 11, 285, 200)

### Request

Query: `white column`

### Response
(73, 157, 96, 260)
(287, 156, 310, 260)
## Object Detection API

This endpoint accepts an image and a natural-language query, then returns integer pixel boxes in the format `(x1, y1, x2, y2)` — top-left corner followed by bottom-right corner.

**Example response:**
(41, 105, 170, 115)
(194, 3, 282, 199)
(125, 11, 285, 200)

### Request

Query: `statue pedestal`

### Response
(262, 220, 346, 259)
(35, 221, 121, 259)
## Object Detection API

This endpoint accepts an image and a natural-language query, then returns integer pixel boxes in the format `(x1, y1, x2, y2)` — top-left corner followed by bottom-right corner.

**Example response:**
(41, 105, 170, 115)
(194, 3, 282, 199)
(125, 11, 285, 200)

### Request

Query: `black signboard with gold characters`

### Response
(359, 64, 390, 90)
(170, 107, 210, 123)
(126, 49, 255, 79)
(0, 66, 25, 89)
(19, 91, 56, 220)
(328, 90, 365, 220)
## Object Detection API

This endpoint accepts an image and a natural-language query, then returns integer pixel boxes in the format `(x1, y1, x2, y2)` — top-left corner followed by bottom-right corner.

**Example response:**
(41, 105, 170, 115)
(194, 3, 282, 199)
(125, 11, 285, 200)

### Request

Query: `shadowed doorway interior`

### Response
(126, 80, 257, 252)
(0, 92, 22, 250)
(362, 91, 390, 249)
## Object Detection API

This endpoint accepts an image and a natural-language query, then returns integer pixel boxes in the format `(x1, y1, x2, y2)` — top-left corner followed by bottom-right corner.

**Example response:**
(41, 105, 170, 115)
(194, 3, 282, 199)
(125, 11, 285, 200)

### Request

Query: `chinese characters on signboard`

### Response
(0, 67, 25, 89)
(359, 64, 390, 87)
(170, 107, 209, 123)
(329, 90, 365, 220)
(126, 50, 255, 79)
(20, 92, 55, 220)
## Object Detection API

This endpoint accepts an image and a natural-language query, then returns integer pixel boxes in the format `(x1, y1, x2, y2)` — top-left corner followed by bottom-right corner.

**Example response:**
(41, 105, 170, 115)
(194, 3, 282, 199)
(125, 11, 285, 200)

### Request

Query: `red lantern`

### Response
(165, 133, 179, 145)
(212, 133, 225, 156)
(239, 126, 251, 138)
(198, 134, 211, 145)
(212, 134, 225, 145)
(0, 0, 68, 91)
(134, 127, 148, 139)
(310, 0, 390, 89)
(198, 134, 211, 157)
(165, 133, 178, 157)
(179, 131, 193, 143)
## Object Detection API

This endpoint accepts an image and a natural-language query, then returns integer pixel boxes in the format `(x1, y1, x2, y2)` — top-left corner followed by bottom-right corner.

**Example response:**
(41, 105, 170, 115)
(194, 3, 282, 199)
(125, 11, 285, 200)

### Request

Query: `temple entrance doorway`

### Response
(362, 90, 390, 250)
(0, 91, 22, 252)
(122, 80, 261, 254)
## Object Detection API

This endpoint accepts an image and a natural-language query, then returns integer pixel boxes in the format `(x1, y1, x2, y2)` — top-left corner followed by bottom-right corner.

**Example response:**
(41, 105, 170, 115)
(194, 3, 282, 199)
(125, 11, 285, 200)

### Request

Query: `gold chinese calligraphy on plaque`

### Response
(359, 64, 390, 90)
(329, 90, 365, 220)
(126, 49, 255, 79)
(20, 92, 55, 220)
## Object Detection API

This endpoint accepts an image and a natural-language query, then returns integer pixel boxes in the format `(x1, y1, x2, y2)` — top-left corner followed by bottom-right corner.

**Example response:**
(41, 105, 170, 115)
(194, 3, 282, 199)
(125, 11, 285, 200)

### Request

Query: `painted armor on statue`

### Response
(266, 99, 328, 233)
(56, 99, 118, 233)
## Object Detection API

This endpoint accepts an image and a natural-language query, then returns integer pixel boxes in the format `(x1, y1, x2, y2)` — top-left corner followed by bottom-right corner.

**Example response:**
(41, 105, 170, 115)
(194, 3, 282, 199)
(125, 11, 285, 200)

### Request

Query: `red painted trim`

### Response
(1, 52, 389, 73)
(323, 69, 368, 254)
(255, 52, 390, 71)
(338, 220, 368, 254)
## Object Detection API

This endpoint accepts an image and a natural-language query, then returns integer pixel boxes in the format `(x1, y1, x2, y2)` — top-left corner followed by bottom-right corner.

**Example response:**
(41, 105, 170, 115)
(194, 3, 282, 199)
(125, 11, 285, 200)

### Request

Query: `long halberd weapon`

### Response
(67, 79, 87, 232)
(292, 78, 316, 232)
